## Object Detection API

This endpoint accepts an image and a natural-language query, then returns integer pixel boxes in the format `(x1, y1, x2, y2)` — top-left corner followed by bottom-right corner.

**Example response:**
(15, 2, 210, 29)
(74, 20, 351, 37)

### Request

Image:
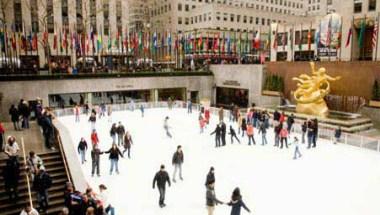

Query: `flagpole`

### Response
(339, 16, 343, 61)
(350, 16, 354, 61)
(375, 12, 379, 61)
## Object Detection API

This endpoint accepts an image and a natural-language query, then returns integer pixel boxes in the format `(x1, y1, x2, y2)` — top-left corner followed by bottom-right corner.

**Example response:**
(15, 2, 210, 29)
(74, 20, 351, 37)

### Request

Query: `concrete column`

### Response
(87, 92, 93, 105)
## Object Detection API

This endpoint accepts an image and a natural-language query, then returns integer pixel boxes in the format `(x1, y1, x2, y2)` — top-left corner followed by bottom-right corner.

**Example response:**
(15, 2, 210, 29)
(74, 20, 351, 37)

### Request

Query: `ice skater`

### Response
(227, 187, 251, 215)
(205, 167, 215, 187)
(241, 118, 247, 137)
(74, 105, 80, 122)
(220, 121, 227, 146)
(205, 109, 210, 125)
(206, 181, 224, 215)
(199, 113, 206, 133)
(247, 123, 256, 145)
(229, 125, 240, 144)
(88, 112, 96, 130)
(140, 105, 145, 117)
(77, 137, 88, 164)
(172, 145, 184, 182)
(210, 124, 221, 147)
(107, 104, 112, 122)
(116, 122, 125, 146)
(292, 137, 302, 160)
(164, 116, 172, 138)
(90, 129, 99, 148)
(187, 99, 192, 114)
(280, 125, 289, 149)
(301, 121, 307, 144)
(105, 143, 123, 175)
(334, 126, 342, 144)
(91, 145, 103, 177)
(258, 121, 268, 145)
(153, 165, 171, 208)
(123, 131, 133, 158)
(130, 99, 135, 111)
(110, 123, 117, 144)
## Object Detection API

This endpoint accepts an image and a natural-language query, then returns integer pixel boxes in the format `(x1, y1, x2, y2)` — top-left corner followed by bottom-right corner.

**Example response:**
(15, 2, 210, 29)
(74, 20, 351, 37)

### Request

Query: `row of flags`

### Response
(1, 16, 379, 58)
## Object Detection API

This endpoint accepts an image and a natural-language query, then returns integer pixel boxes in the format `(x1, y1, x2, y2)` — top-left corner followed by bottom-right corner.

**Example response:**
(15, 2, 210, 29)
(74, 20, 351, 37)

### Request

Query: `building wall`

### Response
(265, 61, 380, 100)
(0, 75, 214, 121)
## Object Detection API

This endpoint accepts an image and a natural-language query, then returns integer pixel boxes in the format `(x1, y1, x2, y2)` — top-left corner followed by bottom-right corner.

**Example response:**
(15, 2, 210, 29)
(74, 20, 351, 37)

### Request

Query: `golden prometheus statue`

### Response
(292, 62, 341, 117)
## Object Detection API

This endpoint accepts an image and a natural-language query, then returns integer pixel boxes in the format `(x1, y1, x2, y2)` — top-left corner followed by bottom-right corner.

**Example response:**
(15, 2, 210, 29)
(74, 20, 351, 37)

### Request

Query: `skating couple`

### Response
(210, 121, 227, 147)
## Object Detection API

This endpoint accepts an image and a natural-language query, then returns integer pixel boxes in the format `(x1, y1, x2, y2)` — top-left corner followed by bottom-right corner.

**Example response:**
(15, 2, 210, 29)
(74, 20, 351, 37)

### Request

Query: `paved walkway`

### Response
(0, 121, 50, 159)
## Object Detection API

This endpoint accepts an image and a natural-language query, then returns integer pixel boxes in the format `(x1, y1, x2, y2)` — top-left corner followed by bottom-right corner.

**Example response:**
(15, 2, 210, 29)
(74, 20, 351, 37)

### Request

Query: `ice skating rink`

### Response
(58, 108, 380, 215)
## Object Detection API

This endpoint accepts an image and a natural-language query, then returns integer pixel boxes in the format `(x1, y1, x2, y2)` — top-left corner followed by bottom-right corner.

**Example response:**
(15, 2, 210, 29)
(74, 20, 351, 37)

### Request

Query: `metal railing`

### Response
(52, 101, 380, 152)
(53, 127, 73, 184)
(20, 137, 34, 209)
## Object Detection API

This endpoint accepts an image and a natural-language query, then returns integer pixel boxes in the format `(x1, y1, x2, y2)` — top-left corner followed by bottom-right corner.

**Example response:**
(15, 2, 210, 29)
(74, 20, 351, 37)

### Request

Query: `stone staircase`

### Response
(0, 151, 69, 215)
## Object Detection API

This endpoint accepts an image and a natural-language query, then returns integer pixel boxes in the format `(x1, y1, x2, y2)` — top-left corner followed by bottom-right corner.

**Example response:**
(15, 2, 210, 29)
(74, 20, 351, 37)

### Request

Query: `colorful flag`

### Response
(326, 17, 332, 47)
(307, 25, 312, 51)
(345, 27, 352, 48)
(315, 22, 320, 49)
(273, 25, 278, 50)
(167, 31, 172, 54)
(254, 29, 260, 49)
(53, 30, 57, 50)
(372, 17, 378, 49)
(282, 26, 287, 50)
(32, 33, 38, 51)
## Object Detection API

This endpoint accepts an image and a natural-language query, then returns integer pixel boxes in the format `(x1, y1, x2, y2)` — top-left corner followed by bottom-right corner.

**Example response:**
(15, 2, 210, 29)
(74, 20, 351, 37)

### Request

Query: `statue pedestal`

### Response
(296, 100, 328, 117)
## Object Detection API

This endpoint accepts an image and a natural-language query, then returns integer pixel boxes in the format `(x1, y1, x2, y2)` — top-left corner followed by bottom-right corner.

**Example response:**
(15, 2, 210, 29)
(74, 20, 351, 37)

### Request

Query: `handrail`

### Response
(21, 137, 34, 209)
(55, 129, 72, 183)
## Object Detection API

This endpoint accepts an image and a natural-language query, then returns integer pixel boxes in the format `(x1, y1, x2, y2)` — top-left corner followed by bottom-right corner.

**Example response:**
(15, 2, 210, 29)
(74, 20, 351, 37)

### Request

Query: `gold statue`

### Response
(292, 62, 341, 117)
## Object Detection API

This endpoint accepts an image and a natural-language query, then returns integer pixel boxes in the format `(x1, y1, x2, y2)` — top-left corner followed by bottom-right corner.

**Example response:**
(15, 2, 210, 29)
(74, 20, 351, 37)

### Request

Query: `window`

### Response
(243, 15, 247, 23)
(237, 15, 241, 22)
(267, 19, 270, 25)
(47, 0, 55, 33)
(164, 5, 167, 12)
(195, 16, 197, 23)
(327, 0, 332, 5)
(178, 17, 183, 24)
(14, 0, 23, 32)
(256, 17, 259, 24)
(185, 4, 189, 11)
(191, 17, 193, 24)
(230, 14, 235, 22)
(192, 5, 196, 9)
(185, 17, 189, 25)
(223, 13, 228, 21)
(216, 12, 220, 21)
(354, 0, 362, 13)
(249, 16, 253, 24)
(178, 3, 182, 11)
(261, 18, 265, 25)
(369, 0, 376, 11)
(31, 0, 39, 32)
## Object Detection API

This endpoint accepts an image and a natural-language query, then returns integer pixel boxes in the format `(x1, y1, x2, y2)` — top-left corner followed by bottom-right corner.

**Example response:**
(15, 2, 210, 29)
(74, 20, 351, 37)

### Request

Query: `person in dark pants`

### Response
(287, 114, 295, 133)
(228, 126, 240, 144)
(220, 121, 227, 146)
(33, 166, 52, 213)
(210, 125, 221, 147)
(227, 187, 251, 215)
(9, 105, 20, 131)
(3, 157, 20, 201)
(301, 121, 307, 144)
(116, 122, 125, 146)
(334, 126, 342, 144)
(104, 143, 123, 175)
(206, 181, 224, 215)
(172, 145, 184, 182)
(77, 138, 88, 164)
(123, 131, 133, 158)
(91, 145, 103, 177)
(313, 118, 319, 148)
(241, 118, 247, 137)
(152, 165, 171, 208)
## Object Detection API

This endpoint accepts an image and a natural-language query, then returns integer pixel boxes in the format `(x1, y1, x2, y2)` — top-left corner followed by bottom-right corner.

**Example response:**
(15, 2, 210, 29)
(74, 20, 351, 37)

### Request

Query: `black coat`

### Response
(117, 125, 125, 135)
(33, 171, 52, 193)
(229, 127, 236, 136)
(9, 107, 19, 122)
(210, 126, 221, 136)
(221, 123, 227, 136)
(205, 172, 215, 186)
(153, 170, 171, 188)
(105, 147, 123, 160)
(206, 187, 223, 206)
(172, 151, 184, 164)
(228, 197, 250, 215)
(241, 119, 247, 131)
(77, 140, 88, 152)
(91, 148, 103, 162)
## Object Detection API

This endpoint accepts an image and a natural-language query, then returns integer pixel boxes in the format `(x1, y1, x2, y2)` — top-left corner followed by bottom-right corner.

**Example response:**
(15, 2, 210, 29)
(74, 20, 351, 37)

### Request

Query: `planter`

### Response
(369, 100, 380, 108)
(262, 90, 281, 97)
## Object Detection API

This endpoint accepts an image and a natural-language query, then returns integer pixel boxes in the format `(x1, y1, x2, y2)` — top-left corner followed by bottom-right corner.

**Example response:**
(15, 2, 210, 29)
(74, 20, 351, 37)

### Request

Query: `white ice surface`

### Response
(57, 108, 380, 215)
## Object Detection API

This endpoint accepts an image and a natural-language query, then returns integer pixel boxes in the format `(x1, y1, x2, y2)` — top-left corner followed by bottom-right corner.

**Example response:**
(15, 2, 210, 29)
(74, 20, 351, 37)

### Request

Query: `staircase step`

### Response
(2, 198, 65, 215)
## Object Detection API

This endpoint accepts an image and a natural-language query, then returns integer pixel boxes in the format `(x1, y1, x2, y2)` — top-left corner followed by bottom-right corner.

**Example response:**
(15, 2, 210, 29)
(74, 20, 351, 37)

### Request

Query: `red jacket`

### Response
(279, 114, 286, 123)
(0, 123, 4, 133)
(280, 129, 288, 138)
(247, 125, 254, 135)
(91, 133, 99, 144)
(205, 110, 210, 119)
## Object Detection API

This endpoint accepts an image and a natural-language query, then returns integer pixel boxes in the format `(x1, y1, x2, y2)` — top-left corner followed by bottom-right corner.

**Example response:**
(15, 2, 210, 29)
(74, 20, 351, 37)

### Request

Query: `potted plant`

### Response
(369, 80, 380, 108)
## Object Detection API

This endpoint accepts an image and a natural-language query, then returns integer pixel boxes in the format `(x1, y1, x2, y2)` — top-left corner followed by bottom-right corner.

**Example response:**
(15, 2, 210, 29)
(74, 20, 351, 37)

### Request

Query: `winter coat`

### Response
(78, 140, 88, 152)
(247, 124, 254, 136)
(91, 133, 99, 145)
(110, 126, 117, 136)
(258, 123, 267, 134)
(105, 147, 123, 160)
(273, 111, 281, 121)
(335, 128, 342, 138)
(221, 123, 227, 135)
(302, 123, 307, 133)
(0, 123, 5, 134)
(117, 125, 125, 135)
(153, 170, 171, 188)
(205, 172, 215, 186)
(205, 110, 210, 120)
(210, 126, 221, 137)
(3, 158, 20, 187)
(19, 103, 30, 117)
(172, 151, 184, 164)
(88, 115, 96, 122)
(279, 114, 286, 123)
(9, 107, 19, 122)
(206, 187, 223, 206)
(124, 134, 133, 148)
(287, 116, 295, 127)
(228, 197, 250, 215)
(229, 127, 237, 136)
(91, 148, 103, 162)
(33, 171, 52, 193)
(241, 119, 247, 131)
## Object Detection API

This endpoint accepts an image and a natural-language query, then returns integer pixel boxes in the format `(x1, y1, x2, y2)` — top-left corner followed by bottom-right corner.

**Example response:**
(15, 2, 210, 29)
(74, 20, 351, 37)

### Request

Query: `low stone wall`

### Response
(360, 106, 380, 124)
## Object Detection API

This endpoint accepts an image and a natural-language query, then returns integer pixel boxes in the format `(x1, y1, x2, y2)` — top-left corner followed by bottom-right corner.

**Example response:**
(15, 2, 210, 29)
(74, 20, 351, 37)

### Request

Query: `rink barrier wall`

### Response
(52, 101, 380, 176)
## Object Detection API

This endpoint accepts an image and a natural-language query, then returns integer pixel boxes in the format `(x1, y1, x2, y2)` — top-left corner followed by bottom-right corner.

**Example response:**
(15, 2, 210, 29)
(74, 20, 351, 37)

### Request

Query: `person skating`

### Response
(227, 187, 251, 215)
(220, 121, 227, 146)
(274, 122, 282, 147)
(206, 181, 224, 215)
(313, 118, 319, 148)
(218, 107, 224, 122)
(280, 125, 289, 149)
(91, 145, 103, 177)
(301, 121, 307, 144)
(116, 122, 125, 146)
(334, 126, 342, 144)
(187, 99, 192, 114)
(292, 137, 302, 159)
(205, 109, 210, 125)
(237, 113, 243, 134)
(33, 166, 52, 213)
(90, 129, 99, 148)
(77, 137, 88, 164)
(210, 124, 221, 147)
(140, 105, 145, 117)
(287, 113, 295, 133)
(307, 120, 314, 149)
(104, 143, 123, 175)
(122, 131, 133, 158)
(164, 116, 172, 138)
(9, 104, 20, 131)
(241, 118, 247, 137)
(205, 167, 215, 187)
(107, 104, 112, 122)
(246, 123, 256, 145)
(88, 112, 97, 130)
(199, 113, 206, 133)
(109, 123, 117, 144)
(229, 125, 240, 144)
(172, 145, 184, 182)
(152, 165, 171, 208)
(258, 121, 268, 145)
(74, 105, 80, 122)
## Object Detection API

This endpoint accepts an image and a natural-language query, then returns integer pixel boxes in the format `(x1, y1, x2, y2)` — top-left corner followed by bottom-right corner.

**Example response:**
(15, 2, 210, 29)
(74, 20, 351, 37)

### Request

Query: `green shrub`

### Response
(373, 80, 380, 101)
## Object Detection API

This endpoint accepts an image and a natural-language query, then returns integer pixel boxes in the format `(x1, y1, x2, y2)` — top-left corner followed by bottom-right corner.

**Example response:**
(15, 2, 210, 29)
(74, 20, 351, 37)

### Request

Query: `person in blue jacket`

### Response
(227, 187, 251, 215)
